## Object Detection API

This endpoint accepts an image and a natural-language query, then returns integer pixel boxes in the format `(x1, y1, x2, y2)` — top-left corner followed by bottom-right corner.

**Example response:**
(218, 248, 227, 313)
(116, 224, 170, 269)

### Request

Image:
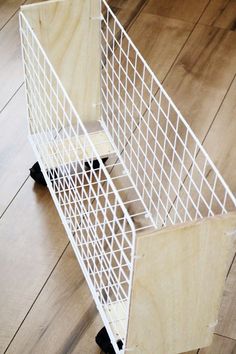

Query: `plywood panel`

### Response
(5, 245, 102, 354)
(0, 180, 66, 353)
(126, 213, 236, 354)
(43, 131, 114, 169)
(21, 0, 100, 122)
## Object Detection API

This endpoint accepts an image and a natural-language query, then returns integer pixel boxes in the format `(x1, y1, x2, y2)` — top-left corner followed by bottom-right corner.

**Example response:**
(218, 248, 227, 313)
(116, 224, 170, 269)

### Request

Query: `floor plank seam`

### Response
(200, 73, 236, 150)
(214, 333, 236, 342)
(160, 0, 212, 86)
(226, 252, 236, 278)
(0, 82, 24, 115)
(0, 0, 27, 32)
(0, 175, 29, 220)
(4, 241, 70, 354)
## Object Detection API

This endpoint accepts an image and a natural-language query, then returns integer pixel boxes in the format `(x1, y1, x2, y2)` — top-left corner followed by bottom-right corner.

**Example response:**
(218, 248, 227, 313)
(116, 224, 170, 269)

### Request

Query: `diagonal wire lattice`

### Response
(19, 0, 236, 353)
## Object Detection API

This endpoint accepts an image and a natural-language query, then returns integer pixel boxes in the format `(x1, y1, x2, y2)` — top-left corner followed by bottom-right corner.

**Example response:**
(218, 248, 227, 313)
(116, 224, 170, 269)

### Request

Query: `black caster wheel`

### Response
(95, 327, 123, 354)
(85, 157, 108, 171)
(29, 162, 47, 186)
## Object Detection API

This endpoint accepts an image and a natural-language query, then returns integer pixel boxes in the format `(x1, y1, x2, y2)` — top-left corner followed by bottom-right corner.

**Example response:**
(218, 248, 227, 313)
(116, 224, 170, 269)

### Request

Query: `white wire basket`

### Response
(19, 1, 236, 353)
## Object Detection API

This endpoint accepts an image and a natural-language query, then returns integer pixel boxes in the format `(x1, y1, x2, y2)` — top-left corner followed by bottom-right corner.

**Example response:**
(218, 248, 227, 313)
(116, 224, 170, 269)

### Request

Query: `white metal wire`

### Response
(100, 0, 236, 231)
(20, 1, 236, 353)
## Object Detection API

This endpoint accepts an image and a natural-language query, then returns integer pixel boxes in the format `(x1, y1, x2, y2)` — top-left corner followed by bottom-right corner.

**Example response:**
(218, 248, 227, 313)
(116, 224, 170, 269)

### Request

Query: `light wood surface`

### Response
(22, 0, 101, 123)
(127, 213, 236, 354)
(42, 131, 115, 169)
(0, 0, 236, 353)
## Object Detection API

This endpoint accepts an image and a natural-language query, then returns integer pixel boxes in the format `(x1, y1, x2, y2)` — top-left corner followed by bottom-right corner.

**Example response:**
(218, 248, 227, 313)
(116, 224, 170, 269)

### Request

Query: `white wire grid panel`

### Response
(19, 0, 236, 353)
(100, 0, 236, 229)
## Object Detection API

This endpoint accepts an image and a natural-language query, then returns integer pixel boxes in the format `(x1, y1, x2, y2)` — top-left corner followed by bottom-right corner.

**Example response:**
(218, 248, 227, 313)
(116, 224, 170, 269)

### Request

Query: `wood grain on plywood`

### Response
(5, 245, 102, 354)
(0, 180, 66, 353)
(127, 213, 236, 354)
(43, 131, 114, 169)
(22, 0, 100, 123)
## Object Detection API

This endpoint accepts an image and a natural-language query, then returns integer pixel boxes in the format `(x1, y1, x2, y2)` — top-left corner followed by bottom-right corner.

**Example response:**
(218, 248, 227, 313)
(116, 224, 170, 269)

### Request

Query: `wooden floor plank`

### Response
(199, 334, 236, 353)
(142, 0, 209, 23)
(0, 12, 23, 112)
(0, 0, 24, 29)
(5, 245, 102, 354)
(0, 180, 67, 353)
(0, 85, 35, 216)
(0, 0, 46, 112)
(216, 256, 236, 340)
(1, 1, 236, 353)
(200, 0, 236, 30)
(124, 12, 193, 81)
(163, 24, 236, 142)
(202, 75, 236, 194)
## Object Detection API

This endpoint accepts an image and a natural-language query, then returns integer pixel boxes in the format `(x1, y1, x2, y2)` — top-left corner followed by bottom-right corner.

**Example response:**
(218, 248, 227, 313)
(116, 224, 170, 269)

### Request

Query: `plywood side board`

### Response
(21, 0, 101, 123)
(126, 212, 236, 354)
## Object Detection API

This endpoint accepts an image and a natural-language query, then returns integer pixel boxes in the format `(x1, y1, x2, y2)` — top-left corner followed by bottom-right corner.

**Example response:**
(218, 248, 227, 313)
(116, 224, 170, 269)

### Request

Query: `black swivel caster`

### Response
(29, 161, 47, 186)
(95, 327, 123, 354)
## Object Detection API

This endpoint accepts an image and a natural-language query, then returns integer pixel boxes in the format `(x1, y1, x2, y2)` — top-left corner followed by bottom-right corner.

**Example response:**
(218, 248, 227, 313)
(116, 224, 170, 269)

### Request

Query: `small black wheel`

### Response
(29, 162, 47, 186)
(95, 327, 123, 354)
(85, 157, 108, 171)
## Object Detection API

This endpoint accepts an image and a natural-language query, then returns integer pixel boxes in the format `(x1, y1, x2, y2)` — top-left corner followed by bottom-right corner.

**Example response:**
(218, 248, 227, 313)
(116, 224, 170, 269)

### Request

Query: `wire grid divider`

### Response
(19, 0, 236, 353)
(19, 10, 154, 353)
(100, 0, 236, 231)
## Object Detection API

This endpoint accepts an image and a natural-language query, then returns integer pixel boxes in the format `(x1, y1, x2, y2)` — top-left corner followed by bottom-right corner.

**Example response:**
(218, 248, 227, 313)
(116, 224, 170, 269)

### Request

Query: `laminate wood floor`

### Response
(0, 0, 235, 353)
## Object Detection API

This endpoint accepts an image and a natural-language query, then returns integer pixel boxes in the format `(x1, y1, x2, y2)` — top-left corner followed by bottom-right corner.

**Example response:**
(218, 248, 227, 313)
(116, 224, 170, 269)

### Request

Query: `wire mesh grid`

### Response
(100, 0, 236, 230)
(19, 0, 236, 352)
(19, 10, 154, 352)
